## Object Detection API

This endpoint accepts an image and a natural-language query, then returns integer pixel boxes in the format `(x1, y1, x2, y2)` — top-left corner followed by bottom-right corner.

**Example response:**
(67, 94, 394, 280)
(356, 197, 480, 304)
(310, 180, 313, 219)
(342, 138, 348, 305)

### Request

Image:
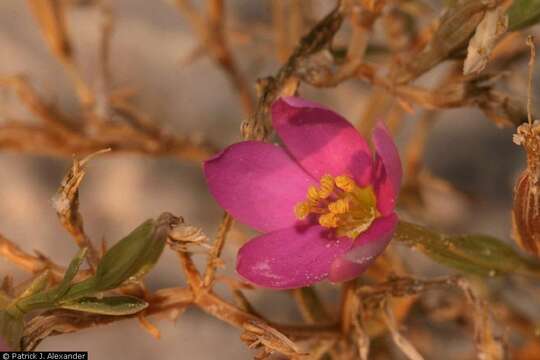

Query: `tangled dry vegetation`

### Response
(2, 0, 540, 359)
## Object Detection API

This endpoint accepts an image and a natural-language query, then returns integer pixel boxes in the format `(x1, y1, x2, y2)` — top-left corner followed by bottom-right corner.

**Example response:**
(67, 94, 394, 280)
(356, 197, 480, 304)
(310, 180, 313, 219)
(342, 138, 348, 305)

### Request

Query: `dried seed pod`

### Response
(512, 121, 540, 256)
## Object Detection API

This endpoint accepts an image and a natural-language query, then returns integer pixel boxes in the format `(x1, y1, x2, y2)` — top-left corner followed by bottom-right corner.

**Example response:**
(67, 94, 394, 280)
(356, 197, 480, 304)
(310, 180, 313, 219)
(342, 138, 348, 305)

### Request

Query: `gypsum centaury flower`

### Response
(204, 96, 402, 289)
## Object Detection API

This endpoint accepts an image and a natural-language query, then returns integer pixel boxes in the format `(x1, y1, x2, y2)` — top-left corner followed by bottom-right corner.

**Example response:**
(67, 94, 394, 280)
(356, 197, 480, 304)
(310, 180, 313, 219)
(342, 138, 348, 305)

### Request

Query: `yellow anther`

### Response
(335, 175, 355, 192)
(319, 213, 339, 228)
(294, 201, 311, 219)
(318, 175, 334, 199)
(307, 186, 320, 202)
(294, 174, 379, 239)
(328, 198, 349, 214)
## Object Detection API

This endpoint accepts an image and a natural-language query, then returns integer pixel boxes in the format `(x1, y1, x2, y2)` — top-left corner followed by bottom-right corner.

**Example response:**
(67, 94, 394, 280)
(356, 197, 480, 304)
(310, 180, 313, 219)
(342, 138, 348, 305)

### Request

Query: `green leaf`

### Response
(15, 214, 179, 308)
(0, 310, 23, 350)
(59, 296, 148, 316)
(508, 0, 540, 31)
(92, 213, 179, 291)
(94, 219, 155, 290)
(13, 248, 89, 313)
(394, 221, 540, 277)
(51, 247, 87, 300)
(17, 271, 50, 300)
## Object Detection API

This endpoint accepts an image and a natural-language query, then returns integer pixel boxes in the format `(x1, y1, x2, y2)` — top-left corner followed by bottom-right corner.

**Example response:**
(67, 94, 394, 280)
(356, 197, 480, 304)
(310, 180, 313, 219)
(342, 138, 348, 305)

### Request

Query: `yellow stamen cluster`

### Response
(294, 174, 379, 239)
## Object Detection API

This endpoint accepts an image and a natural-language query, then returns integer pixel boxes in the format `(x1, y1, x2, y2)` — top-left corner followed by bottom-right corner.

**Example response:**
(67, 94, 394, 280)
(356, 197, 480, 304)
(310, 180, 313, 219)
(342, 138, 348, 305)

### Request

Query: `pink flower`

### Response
(204, 97, 402, 289)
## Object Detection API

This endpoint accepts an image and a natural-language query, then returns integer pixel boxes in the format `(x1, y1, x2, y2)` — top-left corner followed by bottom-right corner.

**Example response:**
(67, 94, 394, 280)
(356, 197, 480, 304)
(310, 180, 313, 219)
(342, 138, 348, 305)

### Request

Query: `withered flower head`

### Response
(512, 121, 540, 256)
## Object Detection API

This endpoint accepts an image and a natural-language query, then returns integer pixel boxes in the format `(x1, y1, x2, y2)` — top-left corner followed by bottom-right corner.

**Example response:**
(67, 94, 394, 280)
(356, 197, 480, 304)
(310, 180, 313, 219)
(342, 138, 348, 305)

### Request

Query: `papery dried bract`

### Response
(463, 6, 508, 75)
(395, 1, 492, 84)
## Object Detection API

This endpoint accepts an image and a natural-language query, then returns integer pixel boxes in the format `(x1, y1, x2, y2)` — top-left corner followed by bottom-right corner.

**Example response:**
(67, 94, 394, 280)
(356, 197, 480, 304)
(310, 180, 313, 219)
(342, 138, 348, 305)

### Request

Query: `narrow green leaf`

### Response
(17, 271, 50, 300)
(0, 310, 23, 350)
(56, 277, 98, 304)
(394, 221, 540, 277)
(60, 296, 148, 316)
(508, 0, 540, 31)
(51, 247, 87, 300)
(13, 249, 88, 313)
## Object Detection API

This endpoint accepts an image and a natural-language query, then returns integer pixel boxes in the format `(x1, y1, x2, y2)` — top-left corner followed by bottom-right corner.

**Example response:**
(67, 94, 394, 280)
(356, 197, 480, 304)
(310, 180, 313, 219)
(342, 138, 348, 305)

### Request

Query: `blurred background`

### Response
(0, 0, 537, 359)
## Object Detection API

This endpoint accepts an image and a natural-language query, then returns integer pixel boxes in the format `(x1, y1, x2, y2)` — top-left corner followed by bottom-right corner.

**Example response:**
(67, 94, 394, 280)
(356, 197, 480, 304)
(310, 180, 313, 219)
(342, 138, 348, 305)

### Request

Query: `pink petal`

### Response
(204, 141, 316, 233)
(237, 224, 352, 289)
(271, 97, 372, 186)
(372, 122, 402, 215)
(329, 213, 398, 282)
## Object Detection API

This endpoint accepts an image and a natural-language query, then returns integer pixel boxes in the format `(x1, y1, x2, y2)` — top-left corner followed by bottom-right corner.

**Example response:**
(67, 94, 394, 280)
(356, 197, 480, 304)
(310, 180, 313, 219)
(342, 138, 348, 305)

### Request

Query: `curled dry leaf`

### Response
(51, 149, 111, 270)
(395, 1, 492, 84)
(464, 5, 508, 75)
(241, 320, 308, 359)
(168, 223, 211, 252)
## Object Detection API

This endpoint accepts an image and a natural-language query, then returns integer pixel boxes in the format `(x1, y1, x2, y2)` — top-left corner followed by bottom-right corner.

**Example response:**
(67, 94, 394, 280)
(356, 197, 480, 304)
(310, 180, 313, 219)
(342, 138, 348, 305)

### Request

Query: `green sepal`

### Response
(59, 296, 148, 316)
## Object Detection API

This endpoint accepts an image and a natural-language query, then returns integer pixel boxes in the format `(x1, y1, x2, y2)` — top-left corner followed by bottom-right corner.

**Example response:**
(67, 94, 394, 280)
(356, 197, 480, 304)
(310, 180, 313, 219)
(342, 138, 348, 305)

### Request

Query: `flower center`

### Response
(294, 174, 379, 239)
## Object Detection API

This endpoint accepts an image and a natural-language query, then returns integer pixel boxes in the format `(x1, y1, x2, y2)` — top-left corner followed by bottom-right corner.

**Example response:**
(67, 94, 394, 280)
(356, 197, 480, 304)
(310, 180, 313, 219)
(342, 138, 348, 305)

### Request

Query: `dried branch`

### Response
(202, 212, 233, 288)
(0, 1, 537, 357)
(174, 0, 254, 115)
(26, 0, 94, 107)
(0, 233, 91, 283)
(0, 76, 215, 161)
(52, 150, 109, 271)
(241, 1, 345, 141)
(382, 299, 424, 360)
(292, 287, 332, 325)
(457, 279, 506, 360)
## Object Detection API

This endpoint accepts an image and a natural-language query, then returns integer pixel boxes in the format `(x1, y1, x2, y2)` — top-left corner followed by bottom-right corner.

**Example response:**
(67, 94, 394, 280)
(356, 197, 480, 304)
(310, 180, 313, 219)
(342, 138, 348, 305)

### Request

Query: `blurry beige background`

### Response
(0, 0, 533, 359)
